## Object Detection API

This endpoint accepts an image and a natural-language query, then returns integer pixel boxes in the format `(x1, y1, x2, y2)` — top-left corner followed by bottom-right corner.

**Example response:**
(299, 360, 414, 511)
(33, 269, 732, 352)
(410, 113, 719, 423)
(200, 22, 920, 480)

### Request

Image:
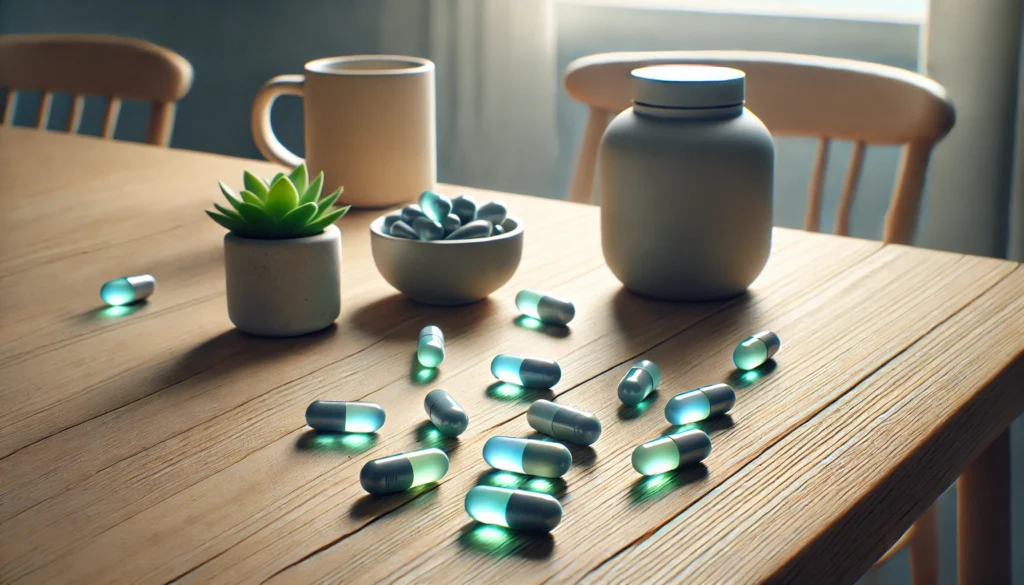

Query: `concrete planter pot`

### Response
(224, 224, 341, 336)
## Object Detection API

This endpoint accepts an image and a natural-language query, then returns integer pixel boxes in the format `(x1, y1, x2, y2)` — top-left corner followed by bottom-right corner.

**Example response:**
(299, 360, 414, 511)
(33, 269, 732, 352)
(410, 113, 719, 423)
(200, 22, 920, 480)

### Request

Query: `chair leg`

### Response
(909, 502, 939, 585)
(958, 430, 1011, 585)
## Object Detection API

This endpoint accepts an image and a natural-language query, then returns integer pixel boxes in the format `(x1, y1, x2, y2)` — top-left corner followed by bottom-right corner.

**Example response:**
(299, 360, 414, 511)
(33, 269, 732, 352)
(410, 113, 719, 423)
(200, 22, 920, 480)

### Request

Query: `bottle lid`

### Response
(631, 65, 745, 109)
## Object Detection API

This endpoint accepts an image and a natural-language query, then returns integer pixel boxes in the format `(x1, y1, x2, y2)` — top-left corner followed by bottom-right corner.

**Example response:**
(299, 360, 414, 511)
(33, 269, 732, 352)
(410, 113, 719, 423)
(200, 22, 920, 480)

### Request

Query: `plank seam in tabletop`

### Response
(267, 249, 1007, 585)
(187, 240, 882, 585)
(583, 266, 1024, 584)
(578, 261, 1022, 584)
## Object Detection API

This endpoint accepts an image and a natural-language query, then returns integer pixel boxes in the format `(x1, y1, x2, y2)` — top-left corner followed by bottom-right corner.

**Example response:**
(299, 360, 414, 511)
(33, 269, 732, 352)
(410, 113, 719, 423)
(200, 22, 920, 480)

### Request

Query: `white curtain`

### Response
(379, 0, 559, 199)
(921, 0, 1024, 260)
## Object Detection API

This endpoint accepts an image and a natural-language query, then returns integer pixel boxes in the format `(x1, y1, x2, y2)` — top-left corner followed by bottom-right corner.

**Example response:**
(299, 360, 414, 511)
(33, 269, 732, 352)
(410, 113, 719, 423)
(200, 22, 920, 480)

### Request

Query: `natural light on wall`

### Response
(564, 0, 926, 22)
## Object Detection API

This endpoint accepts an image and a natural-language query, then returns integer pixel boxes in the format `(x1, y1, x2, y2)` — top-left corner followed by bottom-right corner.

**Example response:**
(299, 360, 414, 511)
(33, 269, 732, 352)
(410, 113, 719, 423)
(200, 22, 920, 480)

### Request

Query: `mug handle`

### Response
(251, 74, 305, 168)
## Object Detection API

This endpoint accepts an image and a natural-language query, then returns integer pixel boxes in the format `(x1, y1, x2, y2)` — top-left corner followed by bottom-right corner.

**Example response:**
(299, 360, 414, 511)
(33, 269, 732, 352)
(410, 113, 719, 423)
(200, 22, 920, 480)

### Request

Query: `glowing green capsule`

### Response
(100, 274, 155, 306)
(733, 331, 781, 370)
(665, 383, 736, 425)
(305, 400, 386, 433)
(618, 359, 661, 405)
(418, 190, 453, 222)
(490, 354, 561, 388)
(515, 290, 576, 326)
(631, 429, 712, 476)
(483, 436, 572, 478)
(417, 326, 445, 368)
(360, 448, 450, 495)
(465, 485, 562, 532)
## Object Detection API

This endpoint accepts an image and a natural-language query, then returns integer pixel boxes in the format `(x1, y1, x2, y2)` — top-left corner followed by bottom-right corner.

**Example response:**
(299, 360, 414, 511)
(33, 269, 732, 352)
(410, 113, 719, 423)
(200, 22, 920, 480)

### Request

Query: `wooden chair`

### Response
(0, 34, 193, 146)
(564, 51, 955, 244)
(566, 51, 955, 584)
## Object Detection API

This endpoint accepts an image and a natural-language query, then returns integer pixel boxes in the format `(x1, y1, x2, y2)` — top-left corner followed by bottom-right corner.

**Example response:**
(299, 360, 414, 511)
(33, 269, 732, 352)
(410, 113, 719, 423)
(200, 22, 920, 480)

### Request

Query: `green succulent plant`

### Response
(206, 163, 350, 239)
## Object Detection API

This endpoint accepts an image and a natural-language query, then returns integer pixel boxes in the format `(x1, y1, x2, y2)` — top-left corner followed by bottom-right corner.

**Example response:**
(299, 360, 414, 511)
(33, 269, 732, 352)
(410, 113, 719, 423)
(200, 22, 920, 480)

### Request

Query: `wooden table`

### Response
(1, 127, 1022, 585)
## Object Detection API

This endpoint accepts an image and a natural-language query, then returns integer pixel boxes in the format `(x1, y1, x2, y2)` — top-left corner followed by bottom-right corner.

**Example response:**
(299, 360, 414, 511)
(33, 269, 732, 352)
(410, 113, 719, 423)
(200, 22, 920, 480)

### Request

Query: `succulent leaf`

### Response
(240, 190, 263, 207)
(269, 172, 285, 186)
(288, 164, 308, 195)
(243, 171, 267, 200)
(237, 202, 277, 230)
(280, 202, 319, 230)
(213, 203, 242, 221)
(300, 208, 346, 236)
(206, 210, 248, 233)
(300, 171, 324, 205)
(315, 188, 343, 219)
(264, 177, 299, 219)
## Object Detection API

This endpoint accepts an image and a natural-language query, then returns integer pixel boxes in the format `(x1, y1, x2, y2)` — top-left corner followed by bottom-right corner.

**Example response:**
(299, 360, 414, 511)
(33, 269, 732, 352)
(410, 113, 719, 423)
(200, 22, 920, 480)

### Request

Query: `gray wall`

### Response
(0, 0, 384, 160)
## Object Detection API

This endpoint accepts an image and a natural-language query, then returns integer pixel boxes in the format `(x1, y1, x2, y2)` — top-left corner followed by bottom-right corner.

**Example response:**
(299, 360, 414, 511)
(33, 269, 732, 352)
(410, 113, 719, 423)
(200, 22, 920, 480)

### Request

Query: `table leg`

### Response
(958, 430, 1011, 585)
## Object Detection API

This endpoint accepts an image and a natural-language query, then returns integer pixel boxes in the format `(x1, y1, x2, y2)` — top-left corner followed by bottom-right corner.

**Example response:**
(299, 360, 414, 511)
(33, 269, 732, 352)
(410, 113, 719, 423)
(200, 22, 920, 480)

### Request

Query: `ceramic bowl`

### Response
(369, 216, 524, 305)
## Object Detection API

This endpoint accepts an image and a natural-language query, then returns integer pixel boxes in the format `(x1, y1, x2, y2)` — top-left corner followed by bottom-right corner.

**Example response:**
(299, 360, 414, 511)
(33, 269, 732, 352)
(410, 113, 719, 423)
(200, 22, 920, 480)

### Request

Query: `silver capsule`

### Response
(733, 331, 781, 370)
(100, 274, 155, 306)
(483, 436, 572, 478)
(515, 290, 575, 326)
(424, 389, 469, 437)
(665, 383, 736, 425)
(617, 359, 661, 406)
(451, 194, 478, 225)
(360, 448, 449, 495)
(527, 399, 602, 446)
(400, 204, 428, 225)
(305, 400, 386, 433)
(491, 354, 561, 389)
(389, 220, 417, 239)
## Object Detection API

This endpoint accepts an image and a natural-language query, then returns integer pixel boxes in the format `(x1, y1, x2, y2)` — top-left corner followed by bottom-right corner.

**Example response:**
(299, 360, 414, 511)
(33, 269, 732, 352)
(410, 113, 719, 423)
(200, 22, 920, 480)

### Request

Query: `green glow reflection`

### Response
(486, 382, 526, 401)
(415, 421, 454, 448)
(410, 355, 439, 385)
(630, 472, 683, 504)
(514, 315, 544, 330)
(458, 523, 555, 559)
(100, 305, 140, 318)
(296, 431, 378, 454)
(726, 360, 778, 389)
(478, 470, 526, 489)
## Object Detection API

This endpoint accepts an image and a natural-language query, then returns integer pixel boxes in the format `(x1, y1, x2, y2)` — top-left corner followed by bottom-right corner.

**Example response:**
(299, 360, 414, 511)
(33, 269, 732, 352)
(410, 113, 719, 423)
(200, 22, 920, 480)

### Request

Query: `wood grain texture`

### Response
(1, 128, 1021, 585)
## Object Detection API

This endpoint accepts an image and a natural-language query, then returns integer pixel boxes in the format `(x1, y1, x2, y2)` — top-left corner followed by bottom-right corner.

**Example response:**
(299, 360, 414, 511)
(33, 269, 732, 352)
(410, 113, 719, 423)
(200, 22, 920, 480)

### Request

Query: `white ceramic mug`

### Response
(252, 55, 436, 208)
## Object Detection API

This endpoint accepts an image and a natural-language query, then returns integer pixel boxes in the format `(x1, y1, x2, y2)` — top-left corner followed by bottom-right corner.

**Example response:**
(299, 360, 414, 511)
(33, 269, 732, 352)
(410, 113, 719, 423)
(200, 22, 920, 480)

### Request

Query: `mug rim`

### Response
(305, 54, 434, 76)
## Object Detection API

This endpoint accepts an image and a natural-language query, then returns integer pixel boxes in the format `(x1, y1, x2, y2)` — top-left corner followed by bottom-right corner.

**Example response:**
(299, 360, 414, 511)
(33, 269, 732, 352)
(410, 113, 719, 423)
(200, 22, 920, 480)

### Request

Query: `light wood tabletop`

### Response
(1, 127, 1022, 585)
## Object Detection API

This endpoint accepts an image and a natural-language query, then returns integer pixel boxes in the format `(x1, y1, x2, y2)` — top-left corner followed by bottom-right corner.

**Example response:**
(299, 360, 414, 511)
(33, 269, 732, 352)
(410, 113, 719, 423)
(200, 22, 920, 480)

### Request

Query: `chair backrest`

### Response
(564, 51, 955, 244)
(0, 34, 193, 146)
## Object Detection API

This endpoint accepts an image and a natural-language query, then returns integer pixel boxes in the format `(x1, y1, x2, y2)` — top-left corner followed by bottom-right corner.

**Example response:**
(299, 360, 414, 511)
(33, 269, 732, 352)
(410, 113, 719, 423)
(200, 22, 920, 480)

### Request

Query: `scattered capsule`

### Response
(417, 325, 445, 368)
(100, 274, 155, 306)
(483, 436, 572, 478)
(631, 429, 712, 476)
(424, 389, 469, 437)
(305, 400, 386, 433)
(465, 485, 562, 532)
(412, 216, 444, 241)
(476, 200, 508, 225)
(360, 448, 450, 495)
(516, 290, 576, 327)
(527, 399, 602, 445)
(382, 214, 403, 233)
(451, 194, 478, 225)
(733, 331, 781, 370)
(418, 190, 453, 222)
(618, 359, 661, 406)
(389, 220, 417, 239)
(401, 204, 428, 225)
(442, 213, 461, 236)
(665, 383, 736, 425)
(491, 354, 561, 388)
(445, 219, 492, 240)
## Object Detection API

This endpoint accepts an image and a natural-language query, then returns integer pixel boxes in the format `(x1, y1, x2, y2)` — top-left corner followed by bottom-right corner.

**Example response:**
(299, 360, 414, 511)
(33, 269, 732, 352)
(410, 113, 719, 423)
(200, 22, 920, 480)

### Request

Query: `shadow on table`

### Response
(475, 469, 568, 499)
(725, 359, 778, 390)
(155, 324, 338, 391)
(485, 382, 553, 404)
(662, 415, 735, 438)
(77, 301, 151, 322)
(414, 420, 462, 451)
(629, 464, 708, 505)
(294, 430, 378, 454)
(511, 315, 571, 339)
(347, 293, 498, 337)
(458, 522, 555, 560)
(617, 390, 660, 421)
(410, 353, 439, 385)
(349, 483, 440, 521)
(610, 287, 745, 339)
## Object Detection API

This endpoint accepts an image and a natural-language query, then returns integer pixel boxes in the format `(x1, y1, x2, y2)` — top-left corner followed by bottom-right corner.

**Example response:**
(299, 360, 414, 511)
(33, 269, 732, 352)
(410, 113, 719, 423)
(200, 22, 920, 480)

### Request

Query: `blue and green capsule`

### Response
(631, 429, 712, 476)
(665, 384, 736, 425)
(618, 359, 661, 405)
(515, 290, 575, 326)
(417, 326, 445, 368)
(465, 485, 562, 532)
(733, 331, 780, 370)
(491, 354, 561, 389)
(360, 448, 450, 495)
(100, 274, 155, 306)
(424, 389, 469, 437)
(483, 436, 572, 478)
(305, 400, 386, 433)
